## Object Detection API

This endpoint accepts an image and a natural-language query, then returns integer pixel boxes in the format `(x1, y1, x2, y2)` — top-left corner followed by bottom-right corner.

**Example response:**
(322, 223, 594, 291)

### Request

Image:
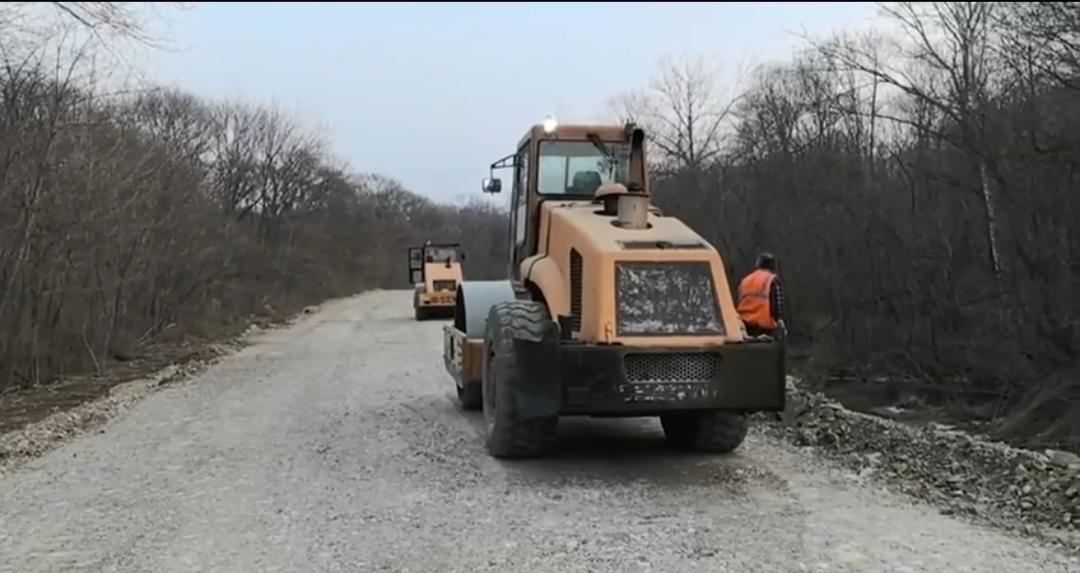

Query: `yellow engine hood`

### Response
(523, 200, 745, 346)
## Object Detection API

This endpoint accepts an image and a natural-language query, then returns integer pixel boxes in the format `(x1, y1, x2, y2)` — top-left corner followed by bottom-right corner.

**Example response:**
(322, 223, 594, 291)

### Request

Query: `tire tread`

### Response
(484, 301, 558, 459)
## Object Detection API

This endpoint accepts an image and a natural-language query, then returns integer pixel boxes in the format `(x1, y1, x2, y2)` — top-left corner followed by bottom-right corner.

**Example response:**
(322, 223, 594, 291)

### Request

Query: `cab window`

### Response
(537, 140, 630, 196)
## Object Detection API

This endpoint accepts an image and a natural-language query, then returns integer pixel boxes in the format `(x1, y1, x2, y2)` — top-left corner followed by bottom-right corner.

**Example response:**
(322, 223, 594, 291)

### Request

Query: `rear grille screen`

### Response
(625, 353, 722, 383)
(433, 280, 457, 292)
(615, 262, 724, 336)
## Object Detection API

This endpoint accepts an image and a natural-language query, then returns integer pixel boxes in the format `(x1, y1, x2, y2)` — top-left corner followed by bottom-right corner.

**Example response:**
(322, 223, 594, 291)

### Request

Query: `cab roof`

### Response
(517, 123, 633, 149)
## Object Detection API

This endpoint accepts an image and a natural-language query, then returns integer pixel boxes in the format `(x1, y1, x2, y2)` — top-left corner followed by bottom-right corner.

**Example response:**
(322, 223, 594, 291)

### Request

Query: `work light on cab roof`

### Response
(543, 115, 558, 134)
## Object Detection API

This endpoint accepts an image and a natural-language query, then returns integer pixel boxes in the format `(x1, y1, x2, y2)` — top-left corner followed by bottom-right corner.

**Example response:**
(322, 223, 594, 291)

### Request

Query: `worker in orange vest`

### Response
(737, 253, 786, 339)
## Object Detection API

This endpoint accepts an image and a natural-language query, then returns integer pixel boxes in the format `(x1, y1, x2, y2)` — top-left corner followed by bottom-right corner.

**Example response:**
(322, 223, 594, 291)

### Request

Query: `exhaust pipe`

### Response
(617, 191, 649, 229)
(616, 124, 650, 229)
(596, 182, 650, 229)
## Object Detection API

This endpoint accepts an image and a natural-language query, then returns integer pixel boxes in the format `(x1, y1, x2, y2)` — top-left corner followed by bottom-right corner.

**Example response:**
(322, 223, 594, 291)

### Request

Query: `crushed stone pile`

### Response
(762, 379, 1080, 550)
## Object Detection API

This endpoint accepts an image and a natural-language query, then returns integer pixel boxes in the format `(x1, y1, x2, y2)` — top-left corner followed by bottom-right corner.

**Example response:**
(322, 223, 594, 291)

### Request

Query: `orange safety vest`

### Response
(737, 269, 777, 331)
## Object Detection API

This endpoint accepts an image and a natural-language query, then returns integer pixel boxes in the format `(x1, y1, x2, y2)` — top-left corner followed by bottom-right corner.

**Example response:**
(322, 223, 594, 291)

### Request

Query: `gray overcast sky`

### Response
(142, 2, 881, 203)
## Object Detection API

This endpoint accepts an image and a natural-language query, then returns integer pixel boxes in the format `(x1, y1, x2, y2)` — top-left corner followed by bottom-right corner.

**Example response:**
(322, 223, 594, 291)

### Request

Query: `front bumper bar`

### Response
(557, 342, 786, 416)
(418, 292, 456, 307)
(444, 322, 786, 418)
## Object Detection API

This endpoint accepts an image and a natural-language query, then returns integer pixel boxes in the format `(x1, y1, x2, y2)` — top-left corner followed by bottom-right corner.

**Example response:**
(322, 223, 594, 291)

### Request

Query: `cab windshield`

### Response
(537, 140, 630, 196)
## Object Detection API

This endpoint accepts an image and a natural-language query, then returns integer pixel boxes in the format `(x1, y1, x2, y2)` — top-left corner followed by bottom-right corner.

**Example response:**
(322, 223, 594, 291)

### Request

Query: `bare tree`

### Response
(50, 2, 187, 46)
(998, 2, 1080, 92)
(821, 2, 1005, 275)
(611, 54, 743, 172)
(0, 50, 510, 389)
(614, 3, 1080, 450)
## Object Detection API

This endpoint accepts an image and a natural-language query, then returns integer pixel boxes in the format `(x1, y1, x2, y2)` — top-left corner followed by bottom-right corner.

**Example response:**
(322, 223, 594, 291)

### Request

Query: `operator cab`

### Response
(482, 118, 649, 278)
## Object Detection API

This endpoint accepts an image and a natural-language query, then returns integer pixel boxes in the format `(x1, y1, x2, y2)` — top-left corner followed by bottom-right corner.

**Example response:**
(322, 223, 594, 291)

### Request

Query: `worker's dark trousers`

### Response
(745, 324, 775, 337)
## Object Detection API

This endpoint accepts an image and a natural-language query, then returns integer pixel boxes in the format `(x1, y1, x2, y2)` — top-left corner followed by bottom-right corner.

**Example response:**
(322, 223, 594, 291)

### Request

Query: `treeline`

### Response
(619, 2, 1080, 448)
(0, 49, 506, 389)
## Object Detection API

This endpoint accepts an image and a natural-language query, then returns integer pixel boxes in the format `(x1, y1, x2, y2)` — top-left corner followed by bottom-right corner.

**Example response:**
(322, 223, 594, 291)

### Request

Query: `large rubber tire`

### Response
(413, 285, 428, 321)
(660, 411, 749, 453)
(456, 381, 481, 411)
(431, 305, 455, 320)
(482, 301, 558, 459)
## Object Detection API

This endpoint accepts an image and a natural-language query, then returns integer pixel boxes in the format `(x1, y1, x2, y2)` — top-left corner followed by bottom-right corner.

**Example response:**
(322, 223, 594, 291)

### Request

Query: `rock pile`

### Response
(764, 380, 1080, 549)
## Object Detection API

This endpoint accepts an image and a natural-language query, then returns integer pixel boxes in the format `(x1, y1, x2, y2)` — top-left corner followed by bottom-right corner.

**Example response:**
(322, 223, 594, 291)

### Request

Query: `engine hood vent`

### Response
(618, 240, 706, 250)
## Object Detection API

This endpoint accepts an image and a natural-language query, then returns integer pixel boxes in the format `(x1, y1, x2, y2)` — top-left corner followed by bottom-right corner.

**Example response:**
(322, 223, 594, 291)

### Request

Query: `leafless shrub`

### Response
(0, 43, 507, 390)
(626, 2, 1080, 449)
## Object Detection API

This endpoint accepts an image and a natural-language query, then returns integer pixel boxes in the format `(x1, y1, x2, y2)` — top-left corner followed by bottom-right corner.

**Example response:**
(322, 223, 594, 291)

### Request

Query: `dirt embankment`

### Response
(0, 304, 324, 477)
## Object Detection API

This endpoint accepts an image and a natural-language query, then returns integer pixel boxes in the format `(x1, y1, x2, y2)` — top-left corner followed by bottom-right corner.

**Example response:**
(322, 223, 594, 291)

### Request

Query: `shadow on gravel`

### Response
(498, 416, 763, 491)
(392, 393, 780, 496)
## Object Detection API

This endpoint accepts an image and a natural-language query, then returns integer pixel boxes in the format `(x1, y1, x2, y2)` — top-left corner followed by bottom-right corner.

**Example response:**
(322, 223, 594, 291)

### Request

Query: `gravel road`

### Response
(1, 290, 1076, 572)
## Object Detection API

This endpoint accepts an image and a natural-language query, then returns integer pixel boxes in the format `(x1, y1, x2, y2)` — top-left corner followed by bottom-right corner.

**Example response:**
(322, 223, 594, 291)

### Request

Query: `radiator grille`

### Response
(624, 353, 722, 383)
(615, 261, 724, 336)
(433, 280, 457, 292)
(569, 249, 582, 332)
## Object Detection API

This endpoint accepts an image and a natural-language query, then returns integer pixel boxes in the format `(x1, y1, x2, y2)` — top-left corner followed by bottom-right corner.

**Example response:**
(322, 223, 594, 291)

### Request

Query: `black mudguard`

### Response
(509, 320, 562, 419)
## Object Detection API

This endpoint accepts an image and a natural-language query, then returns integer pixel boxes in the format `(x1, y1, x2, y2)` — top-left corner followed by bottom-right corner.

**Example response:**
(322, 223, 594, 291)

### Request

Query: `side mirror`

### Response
(460, 251, 466, 261)
(482, 177, 502, 194)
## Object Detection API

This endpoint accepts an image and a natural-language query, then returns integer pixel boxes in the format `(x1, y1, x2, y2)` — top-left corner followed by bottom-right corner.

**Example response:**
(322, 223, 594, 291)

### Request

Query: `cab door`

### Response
(407, 247, 424, 285)
(508, 143, 529, 279)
